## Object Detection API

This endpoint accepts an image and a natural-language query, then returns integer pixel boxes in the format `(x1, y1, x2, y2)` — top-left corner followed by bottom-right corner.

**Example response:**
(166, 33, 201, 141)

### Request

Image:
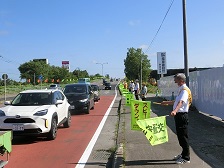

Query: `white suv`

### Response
(0, 89, 71, 140)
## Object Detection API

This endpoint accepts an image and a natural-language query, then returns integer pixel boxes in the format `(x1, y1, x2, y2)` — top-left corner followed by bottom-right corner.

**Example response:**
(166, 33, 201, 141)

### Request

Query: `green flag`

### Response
(121, 89, 129, 95)
(119, 84, 124, 90)
(130, 100, 151, 130)
(125, 93, 134, 106)
(136, 116, 168, 146)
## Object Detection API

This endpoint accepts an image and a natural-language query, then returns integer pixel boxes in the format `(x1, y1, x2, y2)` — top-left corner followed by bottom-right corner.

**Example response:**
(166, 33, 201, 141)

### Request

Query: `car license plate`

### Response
(13, 124, 24, 131)
(70, 105, 75, 109)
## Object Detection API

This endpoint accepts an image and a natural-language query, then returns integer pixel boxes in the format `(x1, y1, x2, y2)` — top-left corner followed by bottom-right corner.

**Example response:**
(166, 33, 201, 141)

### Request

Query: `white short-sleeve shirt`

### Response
(173, 84, 189, 112)
(134, 82, 139, 91)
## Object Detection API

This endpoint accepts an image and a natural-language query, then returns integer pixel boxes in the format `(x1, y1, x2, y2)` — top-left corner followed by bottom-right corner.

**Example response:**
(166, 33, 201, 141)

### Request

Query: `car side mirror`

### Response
(4, 101, 11, 105)
(55, 100, 63, 105)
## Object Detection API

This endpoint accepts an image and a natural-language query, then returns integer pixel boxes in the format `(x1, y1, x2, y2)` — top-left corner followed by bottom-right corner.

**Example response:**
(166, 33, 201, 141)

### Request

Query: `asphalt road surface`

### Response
(0, 81, 118, 168)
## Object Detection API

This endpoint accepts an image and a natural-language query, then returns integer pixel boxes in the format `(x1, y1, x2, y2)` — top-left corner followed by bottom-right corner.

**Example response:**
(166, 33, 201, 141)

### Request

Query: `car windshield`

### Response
(49, 84, 57, 88)
(105, 83, 111, 86)
(64, 85, 87, 94)
(91, 85, 98, 91)
(11, 92, 52, 106)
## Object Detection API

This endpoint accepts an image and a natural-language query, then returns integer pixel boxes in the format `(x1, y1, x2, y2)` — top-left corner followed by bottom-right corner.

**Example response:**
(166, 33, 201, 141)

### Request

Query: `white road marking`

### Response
(75, 84, 118, 168)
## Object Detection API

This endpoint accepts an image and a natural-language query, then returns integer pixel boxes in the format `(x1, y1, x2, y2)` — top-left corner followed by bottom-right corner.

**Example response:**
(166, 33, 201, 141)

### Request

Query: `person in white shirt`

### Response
(134, 79, 140, 100)
(128, 81, 135, 94)
(140, 83, 147, 101)
(161, 73, 192, 164)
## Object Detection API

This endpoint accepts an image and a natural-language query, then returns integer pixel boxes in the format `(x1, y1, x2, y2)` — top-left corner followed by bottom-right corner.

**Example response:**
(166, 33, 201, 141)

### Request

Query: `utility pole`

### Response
(182, 0, 189, 86)
(34, 73, 36, 85)
(96, 62, 108, 78)
(140, 56, 142, 90)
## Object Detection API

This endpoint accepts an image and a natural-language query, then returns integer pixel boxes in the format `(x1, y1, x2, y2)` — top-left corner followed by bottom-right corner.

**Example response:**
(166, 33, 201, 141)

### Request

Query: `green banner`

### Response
(130, 100, 151, 130)
(122, 89, 129, 95)
(119, 84, 124, 91)
(136, 116, 168, 146)
(125, 93, 134, 106)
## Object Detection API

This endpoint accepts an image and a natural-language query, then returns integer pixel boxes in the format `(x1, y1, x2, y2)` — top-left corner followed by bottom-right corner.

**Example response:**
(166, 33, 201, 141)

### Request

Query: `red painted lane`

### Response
(2, 95, 114, 168)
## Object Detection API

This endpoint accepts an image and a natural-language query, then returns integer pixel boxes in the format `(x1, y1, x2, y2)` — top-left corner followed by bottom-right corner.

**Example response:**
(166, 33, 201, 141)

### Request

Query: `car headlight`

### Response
(0, 110, 5, 116)
(79, 98, 88, 102)
(34, 109, 48, 116)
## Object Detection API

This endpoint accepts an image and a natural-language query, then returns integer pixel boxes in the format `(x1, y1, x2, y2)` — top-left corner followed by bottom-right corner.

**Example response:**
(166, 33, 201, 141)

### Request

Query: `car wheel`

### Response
(63, 110, 71, 128)
(47, 117, 58, 140)
(85, 104, 90, 114)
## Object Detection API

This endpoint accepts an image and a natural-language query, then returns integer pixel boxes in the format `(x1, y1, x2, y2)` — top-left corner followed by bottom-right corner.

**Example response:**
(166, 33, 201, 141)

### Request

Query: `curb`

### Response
(113, 143, 124, 168)
(113, 95, 125, 168)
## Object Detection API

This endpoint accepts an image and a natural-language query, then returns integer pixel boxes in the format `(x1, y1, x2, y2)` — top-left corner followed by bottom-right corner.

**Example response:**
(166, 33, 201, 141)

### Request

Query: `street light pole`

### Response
(182, 0, 189, 86)
(140, 56, 142, 90)
(96, 62, 108, 77)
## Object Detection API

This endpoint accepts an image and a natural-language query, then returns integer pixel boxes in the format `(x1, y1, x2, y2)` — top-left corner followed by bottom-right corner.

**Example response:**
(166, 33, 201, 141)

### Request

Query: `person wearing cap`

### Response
(134, 79, 140, 100)
(161, 73, 192, 164)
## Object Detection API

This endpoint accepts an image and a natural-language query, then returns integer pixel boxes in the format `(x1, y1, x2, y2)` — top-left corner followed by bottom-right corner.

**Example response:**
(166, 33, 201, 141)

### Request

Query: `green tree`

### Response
(18, 61, 51, 83)
(18, 61, 71, 84)
(50, 66, 71, 82)
(124, 47, 151, 82)
(72, 69, 89, 78)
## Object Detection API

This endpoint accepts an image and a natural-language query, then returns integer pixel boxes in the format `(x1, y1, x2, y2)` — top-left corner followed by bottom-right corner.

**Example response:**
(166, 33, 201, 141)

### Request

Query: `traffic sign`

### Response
(38, 75, 43, 80)
(2, 74, 8, 80)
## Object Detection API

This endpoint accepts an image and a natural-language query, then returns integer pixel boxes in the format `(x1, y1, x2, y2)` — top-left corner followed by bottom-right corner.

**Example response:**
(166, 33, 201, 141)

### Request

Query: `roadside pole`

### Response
(2, 74, 8, 101)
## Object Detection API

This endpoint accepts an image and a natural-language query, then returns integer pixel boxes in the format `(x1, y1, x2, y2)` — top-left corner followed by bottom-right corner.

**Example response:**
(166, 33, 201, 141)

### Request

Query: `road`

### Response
(0, 81, 118, 168)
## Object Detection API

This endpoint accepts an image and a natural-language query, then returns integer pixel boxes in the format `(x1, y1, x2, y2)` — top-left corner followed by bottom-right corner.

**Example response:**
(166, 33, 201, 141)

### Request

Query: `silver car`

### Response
(91, 84, 100, 102)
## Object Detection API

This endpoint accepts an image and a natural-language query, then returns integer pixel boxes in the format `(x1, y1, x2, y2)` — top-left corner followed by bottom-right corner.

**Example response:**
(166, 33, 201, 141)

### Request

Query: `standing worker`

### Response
(161, 73, 192, 164)
(123, 81, 128, 90)
(128, 80, 135, 94)
(134, 79, 140, 100)
(140, 83, 147, 101)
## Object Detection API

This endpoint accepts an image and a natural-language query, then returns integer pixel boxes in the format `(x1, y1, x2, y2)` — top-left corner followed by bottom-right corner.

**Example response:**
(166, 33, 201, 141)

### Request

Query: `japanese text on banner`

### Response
(131, 100, 151, 130)
(136, 116, 168, 146)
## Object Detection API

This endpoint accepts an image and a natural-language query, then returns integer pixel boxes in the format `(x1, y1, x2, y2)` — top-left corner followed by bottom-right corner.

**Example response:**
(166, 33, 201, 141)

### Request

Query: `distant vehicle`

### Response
(78, 78, 90, 84)
(49, 84, 61, 90)
(103, 79, 107, 85)
(0, 89, 71, 140)
(63, 83, 94, 114)
(104, 82, 112, 90)
(91, 84, 100, 102)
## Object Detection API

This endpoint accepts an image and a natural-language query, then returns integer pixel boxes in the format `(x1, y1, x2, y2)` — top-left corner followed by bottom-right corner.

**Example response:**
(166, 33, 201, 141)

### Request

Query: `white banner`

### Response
(157, 52, 167, 74)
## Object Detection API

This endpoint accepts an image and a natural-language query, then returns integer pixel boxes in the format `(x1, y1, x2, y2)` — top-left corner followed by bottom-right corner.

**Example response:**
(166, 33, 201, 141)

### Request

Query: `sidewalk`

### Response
(114, 94, 224, 168)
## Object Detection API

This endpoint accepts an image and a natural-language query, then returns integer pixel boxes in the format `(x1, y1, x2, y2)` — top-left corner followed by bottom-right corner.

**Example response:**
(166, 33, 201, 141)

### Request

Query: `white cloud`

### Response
(128, 20, 141, 26)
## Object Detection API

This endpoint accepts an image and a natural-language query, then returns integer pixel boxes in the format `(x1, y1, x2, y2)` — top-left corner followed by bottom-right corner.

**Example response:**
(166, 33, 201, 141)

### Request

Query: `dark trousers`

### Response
(174, 113, 190, 161)
(134, 90, 139, 100)
(141, 97, 146, 101)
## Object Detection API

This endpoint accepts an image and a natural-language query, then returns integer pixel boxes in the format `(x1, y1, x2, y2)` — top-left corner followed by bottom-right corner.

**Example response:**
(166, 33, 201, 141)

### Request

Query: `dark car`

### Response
(103, 78, 107, 85)
(104, 82, 112, 90)
(91, 84, 100, 102)
(63, 83, 94, 114)
(49, 84, 61, 90)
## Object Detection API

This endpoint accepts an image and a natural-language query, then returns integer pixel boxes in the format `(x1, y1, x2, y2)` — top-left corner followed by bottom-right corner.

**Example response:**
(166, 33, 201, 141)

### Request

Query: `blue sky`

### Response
(0, 0, 224, 81)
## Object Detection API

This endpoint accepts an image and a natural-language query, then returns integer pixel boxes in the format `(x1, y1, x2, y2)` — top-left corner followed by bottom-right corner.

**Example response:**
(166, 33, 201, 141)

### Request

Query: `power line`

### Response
(144, 0, 175, 54)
